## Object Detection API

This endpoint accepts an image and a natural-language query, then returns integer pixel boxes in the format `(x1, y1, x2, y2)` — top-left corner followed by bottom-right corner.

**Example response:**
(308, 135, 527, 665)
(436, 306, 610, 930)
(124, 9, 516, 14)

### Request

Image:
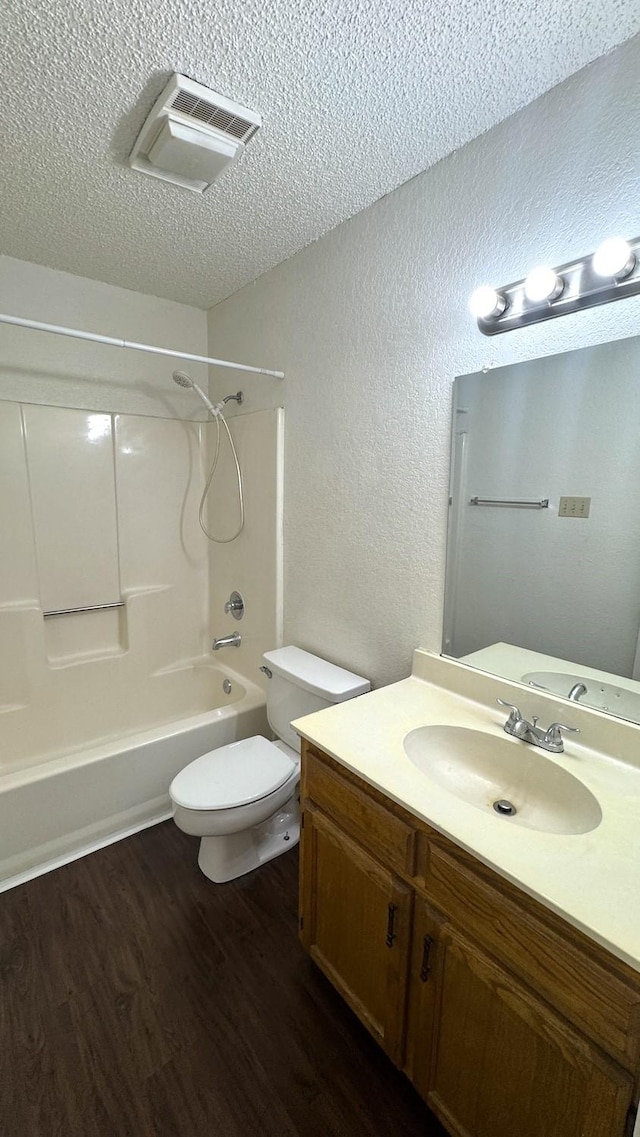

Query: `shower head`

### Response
(172, 369, 194, 389)
(171, 370, 216, 414)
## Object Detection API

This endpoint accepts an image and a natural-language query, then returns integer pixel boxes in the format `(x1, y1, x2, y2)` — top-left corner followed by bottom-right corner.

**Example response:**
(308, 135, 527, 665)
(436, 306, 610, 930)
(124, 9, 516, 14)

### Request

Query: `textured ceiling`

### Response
(1, 2, 639, 309)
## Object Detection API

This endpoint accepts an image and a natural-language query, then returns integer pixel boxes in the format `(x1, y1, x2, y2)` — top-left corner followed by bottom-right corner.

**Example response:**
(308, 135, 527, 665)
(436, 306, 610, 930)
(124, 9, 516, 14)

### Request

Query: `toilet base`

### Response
(197, 795, 300, 883)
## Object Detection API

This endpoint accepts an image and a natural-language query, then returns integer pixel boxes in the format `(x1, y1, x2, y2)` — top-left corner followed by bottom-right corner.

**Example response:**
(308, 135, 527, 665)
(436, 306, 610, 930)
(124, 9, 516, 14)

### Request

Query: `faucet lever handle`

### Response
(544, 722, 580, 743)
(496, 698, 522, 725)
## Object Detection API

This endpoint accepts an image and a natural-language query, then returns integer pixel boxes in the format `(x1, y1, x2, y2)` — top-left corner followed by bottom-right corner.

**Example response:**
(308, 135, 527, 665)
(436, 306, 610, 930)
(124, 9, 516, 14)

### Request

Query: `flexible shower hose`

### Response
(198, 410, 245, 543)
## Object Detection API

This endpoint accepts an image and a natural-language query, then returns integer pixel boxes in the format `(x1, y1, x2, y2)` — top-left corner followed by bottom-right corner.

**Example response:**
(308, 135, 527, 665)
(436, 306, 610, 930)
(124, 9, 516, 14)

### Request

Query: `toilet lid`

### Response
(169, 736, 297, 811)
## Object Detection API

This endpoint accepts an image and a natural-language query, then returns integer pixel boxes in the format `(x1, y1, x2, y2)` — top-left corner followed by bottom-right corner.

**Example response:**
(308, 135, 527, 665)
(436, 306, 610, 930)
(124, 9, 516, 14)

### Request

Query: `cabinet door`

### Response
(300, 805, 413, 1065)
(408, 909, 634, 1137)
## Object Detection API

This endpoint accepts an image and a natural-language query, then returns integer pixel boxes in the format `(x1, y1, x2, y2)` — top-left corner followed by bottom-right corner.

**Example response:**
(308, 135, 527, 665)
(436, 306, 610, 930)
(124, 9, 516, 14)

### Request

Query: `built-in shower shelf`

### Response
(45, 602, 128, 666)
(47, 645, 128, 669)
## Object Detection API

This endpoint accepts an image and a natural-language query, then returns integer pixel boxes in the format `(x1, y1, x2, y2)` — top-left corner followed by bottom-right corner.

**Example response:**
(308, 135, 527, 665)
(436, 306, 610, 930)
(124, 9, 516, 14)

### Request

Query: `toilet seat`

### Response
(169, 736, 297, 812)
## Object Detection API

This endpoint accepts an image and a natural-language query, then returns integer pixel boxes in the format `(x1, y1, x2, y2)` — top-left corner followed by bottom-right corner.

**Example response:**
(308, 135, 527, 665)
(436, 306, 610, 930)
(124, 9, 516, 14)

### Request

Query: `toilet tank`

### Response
(262, 646, 370, 753)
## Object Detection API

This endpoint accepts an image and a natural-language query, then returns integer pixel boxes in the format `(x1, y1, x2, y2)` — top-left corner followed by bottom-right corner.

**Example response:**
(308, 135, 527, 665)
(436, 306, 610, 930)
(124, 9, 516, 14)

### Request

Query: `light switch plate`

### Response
(558, 496, 591, 518)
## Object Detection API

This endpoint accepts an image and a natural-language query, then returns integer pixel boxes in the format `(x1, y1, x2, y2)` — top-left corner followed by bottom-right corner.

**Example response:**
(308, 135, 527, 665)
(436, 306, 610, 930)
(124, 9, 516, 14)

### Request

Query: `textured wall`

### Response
(207, 36, 640, 688)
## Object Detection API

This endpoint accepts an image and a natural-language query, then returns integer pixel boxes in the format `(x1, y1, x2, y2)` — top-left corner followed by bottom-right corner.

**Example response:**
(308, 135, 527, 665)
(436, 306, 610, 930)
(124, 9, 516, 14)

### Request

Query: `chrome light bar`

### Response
(471, 236, 640, 336)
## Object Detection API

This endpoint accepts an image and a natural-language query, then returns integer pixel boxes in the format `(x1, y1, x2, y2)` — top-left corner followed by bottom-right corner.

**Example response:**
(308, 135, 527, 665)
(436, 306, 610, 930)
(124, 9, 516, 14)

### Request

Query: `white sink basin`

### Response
(403, 725, 602, 835)
(523, 671, 640, 720)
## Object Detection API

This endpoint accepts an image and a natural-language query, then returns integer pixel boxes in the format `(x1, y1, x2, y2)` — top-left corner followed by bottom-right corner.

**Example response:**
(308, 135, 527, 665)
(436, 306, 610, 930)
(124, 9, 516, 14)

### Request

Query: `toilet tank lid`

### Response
(262, 646, 370, 702)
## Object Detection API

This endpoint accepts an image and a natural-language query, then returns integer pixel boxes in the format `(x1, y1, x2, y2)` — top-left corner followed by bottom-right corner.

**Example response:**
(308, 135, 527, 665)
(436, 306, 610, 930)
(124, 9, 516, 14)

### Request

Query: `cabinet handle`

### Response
(420, 934, 434, 982)
(386, 903, 398, 947)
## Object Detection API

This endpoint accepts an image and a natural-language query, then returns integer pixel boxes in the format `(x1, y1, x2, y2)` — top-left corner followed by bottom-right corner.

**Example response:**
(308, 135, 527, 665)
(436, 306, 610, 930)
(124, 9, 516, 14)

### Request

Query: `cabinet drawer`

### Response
(303, 747, 415, 876)
(425, 843, 640, 1069)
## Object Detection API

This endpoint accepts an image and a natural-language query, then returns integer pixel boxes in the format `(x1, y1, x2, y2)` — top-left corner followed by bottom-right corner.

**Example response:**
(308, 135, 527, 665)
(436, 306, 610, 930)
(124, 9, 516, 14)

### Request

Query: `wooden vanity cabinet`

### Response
(299, 742, 640, 1137)
(407, 902, 633, 1137)
(299, 805, 413, 1064)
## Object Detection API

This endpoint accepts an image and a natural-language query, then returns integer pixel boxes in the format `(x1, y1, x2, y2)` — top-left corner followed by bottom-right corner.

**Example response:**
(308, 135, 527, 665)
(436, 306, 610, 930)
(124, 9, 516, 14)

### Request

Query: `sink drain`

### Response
(493, 799, 517, 817)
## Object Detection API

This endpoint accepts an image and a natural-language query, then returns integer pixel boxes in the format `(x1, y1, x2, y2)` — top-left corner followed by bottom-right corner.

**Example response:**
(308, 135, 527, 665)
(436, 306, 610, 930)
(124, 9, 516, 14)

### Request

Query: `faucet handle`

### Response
(224, 590, 244, 619)
(544, 722, 580, 744)
(496, 698, 522, 726)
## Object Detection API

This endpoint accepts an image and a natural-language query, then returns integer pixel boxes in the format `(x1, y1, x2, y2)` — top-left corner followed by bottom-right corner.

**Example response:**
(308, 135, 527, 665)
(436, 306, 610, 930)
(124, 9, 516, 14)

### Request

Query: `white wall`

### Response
(207, 34, 640, 688)
(0, 256, 209, 419)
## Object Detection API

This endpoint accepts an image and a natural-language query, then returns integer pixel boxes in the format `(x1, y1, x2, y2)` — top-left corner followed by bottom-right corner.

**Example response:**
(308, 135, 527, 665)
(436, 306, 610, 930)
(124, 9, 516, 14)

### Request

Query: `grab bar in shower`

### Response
(43, 601, 126, 619)
(469, 497, 549, 509)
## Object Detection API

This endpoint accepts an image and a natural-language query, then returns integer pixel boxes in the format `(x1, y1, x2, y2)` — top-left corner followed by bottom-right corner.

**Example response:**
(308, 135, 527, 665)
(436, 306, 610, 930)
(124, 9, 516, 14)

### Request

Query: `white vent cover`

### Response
(129, 74, 261, 194)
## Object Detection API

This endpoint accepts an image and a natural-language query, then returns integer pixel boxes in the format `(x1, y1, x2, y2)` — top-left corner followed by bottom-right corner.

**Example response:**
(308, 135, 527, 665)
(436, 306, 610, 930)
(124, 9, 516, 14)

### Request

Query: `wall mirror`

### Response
(443, 335, 640, 725)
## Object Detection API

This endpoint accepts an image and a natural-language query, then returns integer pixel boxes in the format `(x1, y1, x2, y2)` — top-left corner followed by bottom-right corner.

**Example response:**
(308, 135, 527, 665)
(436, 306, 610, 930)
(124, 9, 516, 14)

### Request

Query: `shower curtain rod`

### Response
(0, 312, 285, 379)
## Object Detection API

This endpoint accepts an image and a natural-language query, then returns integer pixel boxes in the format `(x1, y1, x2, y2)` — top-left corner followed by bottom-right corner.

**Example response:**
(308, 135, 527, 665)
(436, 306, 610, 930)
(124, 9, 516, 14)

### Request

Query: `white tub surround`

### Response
(0, 259, 284, 894)
(0, 666, 267, 891)
(206, 408, 284, 682)
(293, 649, 640, 972)
(0, 400, 211, 770)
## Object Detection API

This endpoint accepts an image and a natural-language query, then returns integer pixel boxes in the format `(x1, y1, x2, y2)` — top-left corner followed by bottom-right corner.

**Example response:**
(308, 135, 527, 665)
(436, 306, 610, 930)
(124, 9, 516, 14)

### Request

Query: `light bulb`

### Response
(592, 237, 636, 279)
(469, 286, 506, 320)
(524, 266, 564, 304)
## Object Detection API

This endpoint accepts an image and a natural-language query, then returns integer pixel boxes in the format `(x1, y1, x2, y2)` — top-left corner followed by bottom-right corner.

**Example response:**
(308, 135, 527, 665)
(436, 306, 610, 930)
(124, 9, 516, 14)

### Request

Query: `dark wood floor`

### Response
(0, 822, 446, 1136)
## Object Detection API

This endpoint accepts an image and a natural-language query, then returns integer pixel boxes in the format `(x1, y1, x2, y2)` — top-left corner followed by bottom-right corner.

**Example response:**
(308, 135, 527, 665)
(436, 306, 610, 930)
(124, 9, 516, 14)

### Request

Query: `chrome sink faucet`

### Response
(497, 699, 579, 754)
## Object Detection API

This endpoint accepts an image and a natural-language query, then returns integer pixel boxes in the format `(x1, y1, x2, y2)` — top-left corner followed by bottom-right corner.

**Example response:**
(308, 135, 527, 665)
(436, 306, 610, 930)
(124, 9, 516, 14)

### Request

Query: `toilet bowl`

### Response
(169, 646, 370, 883)
(170, 737, 300, 882)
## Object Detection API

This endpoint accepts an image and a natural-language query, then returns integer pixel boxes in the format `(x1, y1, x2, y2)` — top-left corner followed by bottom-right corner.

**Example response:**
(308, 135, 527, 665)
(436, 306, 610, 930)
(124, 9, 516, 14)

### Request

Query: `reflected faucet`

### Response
(568, 683, 587, 702)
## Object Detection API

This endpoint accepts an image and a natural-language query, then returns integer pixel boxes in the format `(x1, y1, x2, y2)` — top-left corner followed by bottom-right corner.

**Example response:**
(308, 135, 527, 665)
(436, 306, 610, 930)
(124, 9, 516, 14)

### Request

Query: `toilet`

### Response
(169, 646, 370, 882)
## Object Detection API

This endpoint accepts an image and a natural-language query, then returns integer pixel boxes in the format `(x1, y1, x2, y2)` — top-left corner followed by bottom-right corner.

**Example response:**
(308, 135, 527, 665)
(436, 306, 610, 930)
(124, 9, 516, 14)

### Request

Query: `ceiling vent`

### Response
(129, 74, 261, 194)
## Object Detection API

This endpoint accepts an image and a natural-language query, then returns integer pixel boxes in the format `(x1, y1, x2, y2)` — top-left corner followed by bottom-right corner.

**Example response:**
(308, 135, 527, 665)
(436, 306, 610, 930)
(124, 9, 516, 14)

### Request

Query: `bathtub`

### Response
(0, 663, 268, 891)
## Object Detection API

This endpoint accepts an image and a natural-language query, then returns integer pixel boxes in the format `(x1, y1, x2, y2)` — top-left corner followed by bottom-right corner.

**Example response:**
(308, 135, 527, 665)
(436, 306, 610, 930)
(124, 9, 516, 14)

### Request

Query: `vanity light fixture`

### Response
(468, 284, 509, 320)
(469, 286, 507, 319)
(473, 235, 640, 335)
(523, 266, 564, 303)
(592, 237, 636, 279)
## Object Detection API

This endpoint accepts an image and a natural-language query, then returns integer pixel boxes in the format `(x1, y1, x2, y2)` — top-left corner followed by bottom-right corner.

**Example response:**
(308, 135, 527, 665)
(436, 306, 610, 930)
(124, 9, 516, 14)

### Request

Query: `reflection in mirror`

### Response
(443, 336, 640, 725)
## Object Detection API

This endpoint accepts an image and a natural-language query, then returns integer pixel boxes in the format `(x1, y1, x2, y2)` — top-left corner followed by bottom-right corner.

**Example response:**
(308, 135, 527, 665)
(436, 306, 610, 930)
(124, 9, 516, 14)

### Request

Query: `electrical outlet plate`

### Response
(558, 496, 591, 518)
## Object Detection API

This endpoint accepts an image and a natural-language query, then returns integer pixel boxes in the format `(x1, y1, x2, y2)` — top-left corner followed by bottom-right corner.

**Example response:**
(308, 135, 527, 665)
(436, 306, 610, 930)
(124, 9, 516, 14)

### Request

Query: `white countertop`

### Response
(293, 650, 640, 973)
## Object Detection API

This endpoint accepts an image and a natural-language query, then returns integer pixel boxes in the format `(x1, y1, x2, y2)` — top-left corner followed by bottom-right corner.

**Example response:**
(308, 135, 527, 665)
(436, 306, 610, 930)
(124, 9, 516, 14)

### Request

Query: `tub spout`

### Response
(212, 632, 242, 650)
